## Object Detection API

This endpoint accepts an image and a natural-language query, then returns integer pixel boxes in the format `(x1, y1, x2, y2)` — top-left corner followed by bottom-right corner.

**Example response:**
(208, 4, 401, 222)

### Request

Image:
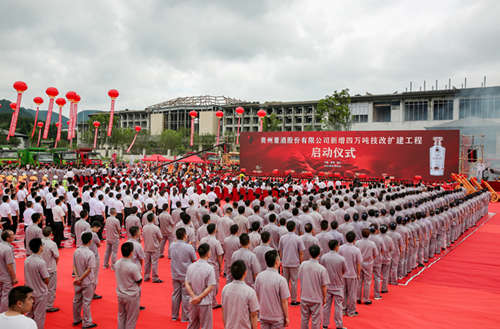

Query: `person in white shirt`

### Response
(51, 199, 66, 248)
(0, 196, 12, 231)
(0, 286, 37, 329)
(114, 194, 125, 231)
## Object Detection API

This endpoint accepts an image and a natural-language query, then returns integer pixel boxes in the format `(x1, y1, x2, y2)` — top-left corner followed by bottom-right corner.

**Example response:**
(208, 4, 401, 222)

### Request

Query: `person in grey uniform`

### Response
(223, 225, 240, 283)
(185, 243, 216, 329)
(253, 232, 274, 272)
(379, 224, 395, 294)
(25, 213, 43, 257)
(170, 227, 197, 322)
(254, 250, 290, 329)
(143, 213, 163, 283)
(278, 221, 305, 306)
(158, 204, 175, 259)
(298, 244, 329, 329)
(115, 242, 142, 329)
(103, 208, 121, 270)
(221, 260, 259, 329)
(0, 230, 18, 313)
(72, 232, 97, 328)
(231, 233, 261, 288)
(338, 231, 362, 317)
(199, 224, 224, 308)
(24, 238, 50, 329)
(321, 239, 347, 329)
(41, 227, 60, 313)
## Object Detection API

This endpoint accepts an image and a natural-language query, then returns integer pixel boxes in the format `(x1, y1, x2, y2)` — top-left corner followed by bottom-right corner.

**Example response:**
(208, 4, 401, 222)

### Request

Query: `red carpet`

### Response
(12, 203, 500, 329)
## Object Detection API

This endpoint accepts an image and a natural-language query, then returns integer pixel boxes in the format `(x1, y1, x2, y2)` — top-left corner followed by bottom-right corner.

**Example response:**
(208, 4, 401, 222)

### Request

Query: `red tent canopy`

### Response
(178, 155, 207, 163)
(142, 154, 170, 162)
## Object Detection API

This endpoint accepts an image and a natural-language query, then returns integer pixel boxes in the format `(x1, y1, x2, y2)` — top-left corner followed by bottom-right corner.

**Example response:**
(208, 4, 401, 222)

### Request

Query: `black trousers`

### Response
(11, 216, 18, 236)
(116, 213, 123, 228)
(94, 215, 105, 239)
(124, 208, 132, 221)
(19, 201, 26, 222)
(52, 221, 64, 248)
(1, 218, 11, 232)
(83, 202, 90, 212)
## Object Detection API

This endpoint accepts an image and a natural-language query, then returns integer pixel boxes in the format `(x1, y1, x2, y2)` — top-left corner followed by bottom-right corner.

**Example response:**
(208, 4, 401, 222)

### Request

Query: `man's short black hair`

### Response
(8, 286, 33, 307)
(129, 225, 140, 237)
(202, 214, 211, 224)
(91, 221, 102, 229)
(176, 228, 186, 240)
(239, 233, 250, 246)
(251, 221, 260, 232)
(320, 220, 328, 230)
(231, 259, 247, 280)
(265, 250, 279, 268)
(362, 228, 370, 238)
(207, 223, 216, 234)
(309, 244, 320, 258)
(329, 239, 339, 250)
(147, 213, 155, 223)
(330, 220, 338, 230)
(198, 243, 210, 258)
(81, 231, 92, 245)
(42, 226, 52, 237)
(261, 231, 270, 243)
(29, 237, 43, 253)
(121, 242, 134, 257)
(304, 223, 313, 233)
(346, 231, 356, 243)
(230, 224, 239, 235)
(286, 220, 296, 232)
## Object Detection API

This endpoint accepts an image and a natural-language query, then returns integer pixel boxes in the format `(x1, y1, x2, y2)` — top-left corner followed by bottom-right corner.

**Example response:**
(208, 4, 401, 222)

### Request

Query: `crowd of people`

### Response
(0, 163, 492, 329)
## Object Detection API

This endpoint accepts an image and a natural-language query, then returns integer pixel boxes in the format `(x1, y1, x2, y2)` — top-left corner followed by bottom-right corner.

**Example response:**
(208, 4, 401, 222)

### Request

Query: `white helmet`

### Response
(54, 175, 58, 179)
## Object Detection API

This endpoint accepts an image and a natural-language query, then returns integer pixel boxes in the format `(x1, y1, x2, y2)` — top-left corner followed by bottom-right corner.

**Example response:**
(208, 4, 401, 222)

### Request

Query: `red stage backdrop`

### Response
(240, 130, 460, 181)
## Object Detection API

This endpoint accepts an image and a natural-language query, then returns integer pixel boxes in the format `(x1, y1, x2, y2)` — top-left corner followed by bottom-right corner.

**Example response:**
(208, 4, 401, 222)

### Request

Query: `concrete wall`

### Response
(150, 113, 164, 135)
(199, 111, 218, 135)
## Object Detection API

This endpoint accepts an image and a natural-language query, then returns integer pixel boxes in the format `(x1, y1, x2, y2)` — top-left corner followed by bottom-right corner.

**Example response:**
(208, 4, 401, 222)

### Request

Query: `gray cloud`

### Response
(0, 0, 499, 118)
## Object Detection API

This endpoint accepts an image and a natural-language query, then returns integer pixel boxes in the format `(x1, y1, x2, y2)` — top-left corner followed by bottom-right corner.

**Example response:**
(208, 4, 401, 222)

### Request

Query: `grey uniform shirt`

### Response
(105, 216, 121, 242)
(185, 259, 217, 305)
(320, 251, 347, 290)
(170, 240, 197, 281)
(127, 238, 145, 270)
(159, 212, 175, 237)
(254, 268, 290, 322)
(199, 235, 224, 270)
(0, 241, 15, 282)
(25, 224, 43, 256)
(253, 243, 274, 272)
(355, 238, 378, 266)
(338, 243, 362, 279)
(298, 259, 330, 303)
(231, 248, 261, 287)
(278, 232, 305, 268)
(115, 258, 142, 298)
(221, 280, 260, 329)
(24, 254, 50, 296)
(262, 223, 280, 250)
(74, 219, 91, 248)
(73, 246, 96, 286)
(223, 235, 240, 267)
(143, 223, 162, 252)
(300, 233, 320, 261)
(41, 237, 59, 273)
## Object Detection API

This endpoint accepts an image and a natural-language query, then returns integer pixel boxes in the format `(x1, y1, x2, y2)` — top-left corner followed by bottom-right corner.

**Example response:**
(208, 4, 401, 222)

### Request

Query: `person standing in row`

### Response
(0, 230, 17, 313)
(170, 228, 197, 322)
(231, 233, 261, 288)
(158, 204, 175, 259)
(143, 213, 163, 283)
(24, 238, 50, 329)
(254, 250, 290, 329)
(321, 239, 347, 329)
(115, 242, 142, 329)
(298, 245, 329, 329)
(40, 227, 60, 313)
(278, 221, 305, 306)
(103, 208, 121, 270)
(185, 243, 216, 329)
(355, 228, 378, 305)
(25, 213, 43, 257)
(338, 231, 362, 317)
(72, 232, 97, 328)
(85, 222, 103, 300)
(75, 211, 90, 248)
(199, 224, 223, 308)
(223, 225, 240, 284)
(51, 199, 66, 248)
(221, 260, 259, 329)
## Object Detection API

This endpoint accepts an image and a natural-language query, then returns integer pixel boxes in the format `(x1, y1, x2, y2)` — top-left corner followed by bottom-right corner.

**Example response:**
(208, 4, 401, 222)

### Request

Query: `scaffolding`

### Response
(459, 134, 484, 178)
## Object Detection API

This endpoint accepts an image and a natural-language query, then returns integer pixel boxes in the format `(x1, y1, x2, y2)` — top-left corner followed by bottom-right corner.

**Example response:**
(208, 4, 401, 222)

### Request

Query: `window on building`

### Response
(226, 118, 233, 125)
(305, 116, 313, 124)
(277, 108, 283, 115)
(225, 110, 232, 116)
(243, 127, 250, 132)
(285, 117, 292, 124)
(433, 100, 454, 120)
(459, 97, 500, 119)
(294, 126, 302, 131)
(306, 106, 313, 114)
(315, 126, 321, 131)
(226, 127, 232, 132)
(295, 107, 302, 114)
(286, 107, 293, 115)
(252, 117, 258, 124)
(252, 126, 258, 132)
(295, 117, 302, 124)
(352, 115, 368, 123)
(404, 101, 428, 121)
(243, 118, 250, 124)
(373, 103, 391, 122)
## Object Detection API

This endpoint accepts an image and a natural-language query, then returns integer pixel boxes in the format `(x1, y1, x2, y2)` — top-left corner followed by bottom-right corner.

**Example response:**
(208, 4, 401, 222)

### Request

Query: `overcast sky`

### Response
(1, 0, 499, 117)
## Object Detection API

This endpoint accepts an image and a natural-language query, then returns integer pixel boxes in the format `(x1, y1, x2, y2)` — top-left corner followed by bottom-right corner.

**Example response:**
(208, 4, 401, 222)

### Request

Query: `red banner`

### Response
(43, 98, 55, 139)
(108, 99, 115, 136)
(240, 130, 460, 181)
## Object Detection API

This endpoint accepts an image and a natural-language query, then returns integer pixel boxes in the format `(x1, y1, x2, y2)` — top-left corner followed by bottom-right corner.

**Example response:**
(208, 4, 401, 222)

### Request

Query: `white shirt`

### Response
(52, 205, 65, 222)
(0, 313, 37, 329)
(0, 203, 11, 218)
(23, 208, 35, 226)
